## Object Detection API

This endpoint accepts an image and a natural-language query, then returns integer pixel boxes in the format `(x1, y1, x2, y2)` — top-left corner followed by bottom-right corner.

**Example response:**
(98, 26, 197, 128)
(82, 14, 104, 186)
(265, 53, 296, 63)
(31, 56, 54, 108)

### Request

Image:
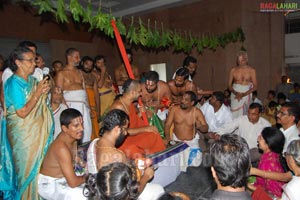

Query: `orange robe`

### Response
(86, 88, 99, 140)
(118, 103, 166, 159)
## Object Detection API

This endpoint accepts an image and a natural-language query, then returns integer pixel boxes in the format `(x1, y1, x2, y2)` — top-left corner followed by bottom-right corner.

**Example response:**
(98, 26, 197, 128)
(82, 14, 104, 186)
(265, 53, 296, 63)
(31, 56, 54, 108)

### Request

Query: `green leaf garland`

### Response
(27, 0, 245, 53)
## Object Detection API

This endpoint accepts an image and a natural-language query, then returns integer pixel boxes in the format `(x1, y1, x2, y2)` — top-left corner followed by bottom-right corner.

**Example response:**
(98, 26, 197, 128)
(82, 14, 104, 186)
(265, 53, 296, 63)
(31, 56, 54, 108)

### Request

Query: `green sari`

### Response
(4, 75, 53, 200)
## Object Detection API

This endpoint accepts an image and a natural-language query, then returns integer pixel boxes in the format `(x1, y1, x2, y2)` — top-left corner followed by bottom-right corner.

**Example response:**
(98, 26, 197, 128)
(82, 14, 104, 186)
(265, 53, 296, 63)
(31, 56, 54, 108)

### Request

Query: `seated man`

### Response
(110, 79, 166, 159)
(164, 91, 208, 168)
(87, 109, 165, 200)
(141, 71, 172, 121)
(210, 134, 252, 200)
(38, 108, 87, 200)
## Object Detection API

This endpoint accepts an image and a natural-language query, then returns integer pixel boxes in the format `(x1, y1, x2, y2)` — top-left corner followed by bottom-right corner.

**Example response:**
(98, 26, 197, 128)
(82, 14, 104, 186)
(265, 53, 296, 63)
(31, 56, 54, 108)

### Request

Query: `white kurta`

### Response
(280, 125, 300, 154)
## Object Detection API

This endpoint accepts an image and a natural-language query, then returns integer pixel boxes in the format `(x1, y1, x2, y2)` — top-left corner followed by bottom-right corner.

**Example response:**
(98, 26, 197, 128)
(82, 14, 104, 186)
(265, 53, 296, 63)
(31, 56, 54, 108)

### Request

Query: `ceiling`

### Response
(49, 0, 202, 17)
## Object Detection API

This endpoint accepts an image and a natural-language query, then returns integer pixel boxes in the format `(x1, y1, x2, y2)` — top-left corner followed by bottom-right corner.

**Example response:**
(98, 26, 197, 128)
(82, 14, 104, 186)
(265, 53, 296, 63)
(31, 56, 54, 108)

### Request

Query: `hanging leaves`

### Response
(32, 0, 55, 14)
(55, 0, 68, 23)
(28, 0, 246, 53)
(69, 0, 84, 22)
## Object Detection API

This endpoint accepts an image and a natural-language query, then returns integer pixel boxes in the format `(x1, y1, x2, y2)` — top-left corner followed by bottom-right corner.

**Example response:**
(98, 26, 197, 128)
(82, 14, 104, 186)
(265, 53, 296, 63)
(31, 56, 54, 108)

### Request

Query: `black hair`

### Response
(144, 71, 159, 83)
(281, 102, 300, 123)
(213, 91, 225, 104)
(18, 40, 37, 50)
(52, 60, 63, 67)
(277, 92, 286, 101)
(210, 134, 250, 188)
(182, 56, 197, 67)
(249, 102, 263, 113)
(99, 109, 129, 136)
(80, 56, 94, 70)
(268, 90, 276, 97)
(122, 79, 140, 93)
(184, 91, 197, 106)
(8, 47, 33, 72)
(175, 67, 189, 80)
(84, 162, 139, 199)
(252, 90, 258, 97)
(65, 47, 79, 58)
(261, 127, 285, 154)
(94, 55, 106, 62)
(60, 108, 82, 127)
(268, 101, 278, 108)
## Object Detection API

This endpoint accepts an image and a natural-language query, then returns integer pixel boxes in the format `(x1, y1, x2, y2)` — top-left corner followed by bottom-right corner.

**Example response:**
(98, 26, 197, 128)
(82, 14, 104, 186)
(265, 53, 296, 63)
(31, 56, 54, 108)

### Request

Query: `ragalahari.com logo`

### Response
(260, 2, 299, 15)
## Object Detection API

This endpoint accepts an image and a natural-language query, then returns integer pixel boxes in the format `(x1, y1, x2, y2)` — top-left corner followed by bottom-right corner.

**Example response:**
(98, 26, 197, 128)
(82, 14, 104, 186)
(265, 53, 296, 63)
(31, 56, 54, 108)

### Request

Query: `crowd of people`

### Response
(0, 41, 299, 200)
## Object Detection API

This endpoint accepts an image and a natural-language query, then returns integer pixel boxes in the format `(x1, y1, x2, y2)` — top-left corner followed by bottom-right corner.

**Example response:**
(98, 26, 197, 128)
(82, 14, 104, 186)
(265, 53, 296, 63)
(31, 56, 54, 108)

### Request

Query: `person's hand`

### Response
(36, 77, 51, 97)
(142, 167, 154, 182)
(235, 92, 243, 101)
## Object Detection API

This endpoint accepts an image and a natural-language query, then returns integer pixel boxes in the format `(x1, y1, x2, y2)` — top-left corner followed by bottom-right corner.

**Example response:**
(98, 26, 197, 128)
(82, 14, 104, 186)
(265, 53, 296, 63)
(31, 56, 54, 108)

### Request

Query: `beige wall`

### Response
(0, 0, 284, 98)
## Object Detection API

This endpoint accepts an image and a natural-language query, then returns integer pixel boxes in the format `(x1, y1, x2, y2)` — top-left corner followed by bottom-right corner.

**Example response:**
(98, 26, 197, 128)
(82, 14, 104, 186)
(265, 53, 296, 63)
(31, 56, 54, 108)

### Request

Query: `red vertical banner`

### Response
(111, 19, 149, 125)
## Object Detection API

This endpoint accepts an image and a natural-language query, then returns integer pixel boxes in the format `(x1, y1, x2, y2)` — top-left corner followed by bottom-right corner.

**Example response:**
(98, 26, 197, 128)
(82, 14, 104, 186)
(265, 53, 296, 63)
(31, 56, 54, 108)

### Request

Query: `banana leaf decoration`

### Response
(126, 17, 139, 45)
(145, 19, 154, 48)
(138, 17, 148, 46)
(69, 0, 85, 22)
(33, 0, 55, 14)
(116, 17, 126, 36)
(56, 0, 68, 23)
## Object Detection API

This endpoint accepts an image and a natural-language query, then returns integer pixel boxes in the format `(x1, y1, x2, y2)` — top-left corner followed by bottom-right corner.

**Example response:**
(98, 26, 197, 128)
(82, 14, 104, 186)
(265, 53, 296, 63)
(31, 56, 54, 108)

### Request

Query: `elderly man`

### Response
(55, 48, 92, 143)
(228, 51, 257, 118)
(216, 103, 270, 163)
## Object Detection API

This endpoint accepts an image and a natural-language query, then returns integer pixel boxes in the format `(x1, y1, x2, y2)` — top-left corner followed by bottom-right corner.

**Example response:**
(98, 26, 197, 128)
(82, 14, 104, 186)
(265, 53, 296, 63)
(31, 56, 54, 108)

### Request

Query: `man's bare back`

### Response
(95, 138, 127, 170)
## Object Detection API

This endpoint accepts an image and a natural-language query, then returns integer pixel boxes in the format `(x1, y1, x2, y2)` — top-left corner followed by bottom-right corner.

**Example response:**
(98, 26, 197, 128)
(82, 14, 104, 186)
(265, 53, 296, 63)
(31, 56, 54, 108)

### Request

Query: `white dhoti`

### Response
(38, 173, 87, 200)
(230, 83, 252, 119)
(63, 90, 92, 143)
(173, 133, 202, 171)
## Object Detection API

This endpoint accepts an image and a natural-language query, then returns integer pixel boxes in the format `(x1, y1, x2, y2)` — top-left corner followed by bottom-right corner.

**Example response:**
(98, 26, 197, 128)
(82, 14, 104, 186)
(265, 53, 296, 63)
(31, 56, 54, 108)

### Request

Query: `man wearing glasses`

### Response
(277, 102, 300, 154)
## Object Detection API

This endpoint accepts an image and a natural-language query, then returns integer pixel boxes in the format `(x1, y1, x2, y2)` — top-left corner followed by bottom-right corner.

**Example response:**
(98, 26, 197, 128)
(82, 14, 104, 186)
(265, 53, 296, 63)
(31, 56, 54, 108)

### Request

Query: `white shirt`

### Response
(217, 115, 271, 149)
(280, 124, 299, 154)
(200, 102, 233, 132)
(2, 67, 43, 84)
(282, 176, 300, 200)
(251, 97, 262, 105)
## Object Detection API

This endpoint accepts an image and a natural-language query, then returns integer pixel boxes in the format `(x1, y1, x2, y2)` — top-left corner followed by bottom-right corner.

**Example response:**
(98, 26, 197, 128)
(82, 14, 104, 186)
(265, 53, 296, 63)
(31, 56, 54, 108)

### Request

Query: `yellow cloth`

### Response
(86, 88, 99, 140)
(98, 87, 115, 117)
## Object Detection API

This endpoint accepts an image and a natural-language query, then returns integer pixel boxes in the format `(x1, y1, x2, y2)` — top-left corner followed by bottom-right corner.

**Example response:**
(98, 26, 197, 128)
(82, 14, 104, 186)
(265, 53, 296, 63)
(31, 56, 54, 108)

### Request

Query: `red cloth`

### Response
(118, 103, 166, 159)
(252, 186, 272, 200)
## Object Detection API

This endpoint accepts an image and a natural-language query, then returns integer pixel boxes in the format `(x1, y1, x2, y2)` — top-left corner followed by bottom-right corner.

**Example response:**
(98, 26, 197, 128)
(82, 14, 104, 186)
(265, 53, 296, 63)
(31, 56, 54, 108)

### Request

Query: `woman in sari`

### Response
(2, 46, 53, 199)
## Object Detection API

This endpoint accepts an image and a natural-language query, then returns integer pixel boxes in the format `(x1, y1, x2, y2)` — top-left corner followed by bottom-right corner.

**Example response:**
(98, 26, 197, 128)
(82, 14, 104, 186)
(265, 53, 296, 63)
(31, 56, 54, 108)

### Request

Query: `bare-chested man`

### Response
(164, 91, 208, 167)
(168, 67, 197, 105)
(114, 49, 140, 94)
(93, 55, 116, 118)
(80, 56, 100, 140)
(55, 48, 92, 142)
(110, 79, 166, 159)
(38, 108, 87, 200)
(141, 71, 171, 120)
(228, 51, 257, 119)
(86, 109, 165, 199)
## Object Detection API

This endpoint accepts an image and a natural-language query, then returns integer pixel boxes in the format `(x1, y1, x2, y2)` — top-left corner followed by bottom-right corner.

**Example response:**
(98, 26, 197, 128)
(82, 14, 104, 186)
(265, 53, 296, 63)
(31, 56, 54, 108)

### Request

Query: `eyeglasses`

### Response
(20, 58, 36, 63)
(277, 111, 289, 116)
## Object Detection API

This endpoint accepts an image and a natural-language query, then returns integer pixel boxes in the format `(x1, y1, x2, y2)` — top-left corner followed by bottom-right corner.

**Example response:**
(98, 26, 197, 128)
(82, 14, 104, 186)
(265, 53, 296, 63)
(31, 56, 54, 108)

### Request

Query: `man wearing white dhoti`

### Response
(228, 51, 257, 119)
(38, 109, 87, 200)
(55, 48, 92, 142)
